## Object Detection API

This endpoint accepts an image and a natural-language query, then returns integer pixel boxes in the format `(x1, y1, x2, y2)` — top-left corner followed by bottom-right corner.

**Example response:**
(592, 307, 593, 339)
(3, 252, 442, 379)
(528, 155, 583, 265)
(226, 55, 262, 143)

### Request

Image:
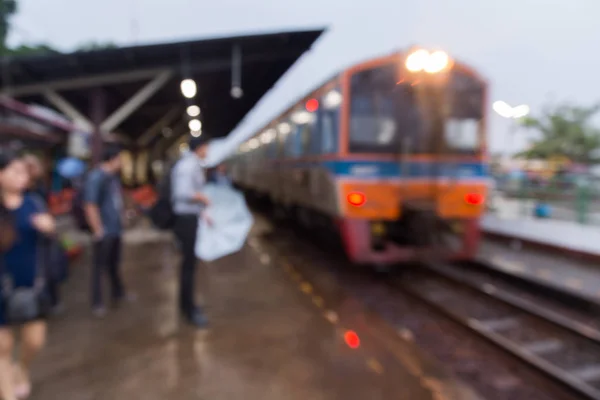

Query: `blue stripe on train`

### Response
(281, 160, 488, 179)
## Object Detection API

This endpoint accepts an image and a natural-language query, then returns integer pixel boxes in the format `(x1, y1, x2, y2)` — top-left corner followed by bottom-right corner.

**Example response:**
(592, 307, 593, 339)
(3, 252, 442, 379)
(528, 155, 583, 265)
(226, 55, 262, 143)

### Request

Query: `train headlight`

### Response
(424, 51, 449, 73)
(405, 49, 429, 72)
(405, 49, 450, 74)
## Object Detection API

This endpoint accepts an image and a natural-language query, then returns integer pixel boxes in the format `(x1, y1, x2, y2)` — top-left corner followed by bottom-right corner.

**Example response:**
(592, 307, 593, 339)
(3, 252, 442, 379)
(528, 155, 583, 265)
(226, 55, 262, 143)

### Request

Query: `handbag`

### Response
(3, 275, 50, 324)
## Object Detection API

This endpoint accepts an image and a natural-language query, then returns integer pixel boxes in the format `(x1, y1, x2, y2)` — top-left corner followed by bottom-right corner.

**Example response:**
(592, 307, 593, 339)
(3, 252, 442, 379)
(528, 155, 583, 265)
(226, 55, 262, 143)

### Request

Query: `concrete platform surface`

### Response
(30, 225, 478, 400)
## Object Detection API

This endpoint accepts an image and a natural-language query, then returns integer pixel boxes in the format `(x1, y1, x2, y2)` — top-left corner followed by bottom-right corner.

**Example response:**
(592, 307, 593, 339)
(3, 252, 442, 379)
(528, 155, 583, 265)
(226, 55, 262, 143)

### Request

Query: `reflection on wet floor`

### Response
(25, 231, 406, 400)
(29, 229, 445, 400)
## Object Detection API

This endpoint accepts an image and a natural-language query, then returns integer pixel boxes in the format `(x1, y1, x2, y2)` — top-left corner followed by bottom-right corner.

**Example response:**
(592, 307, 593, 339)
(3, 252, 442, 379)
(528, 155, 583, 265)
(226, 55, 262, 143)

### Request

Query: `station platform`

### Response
(484, 194, 600, 258)
(30, 222, 480, 400)
(478, 234, 600, 305)
(482, 213, 600, 257)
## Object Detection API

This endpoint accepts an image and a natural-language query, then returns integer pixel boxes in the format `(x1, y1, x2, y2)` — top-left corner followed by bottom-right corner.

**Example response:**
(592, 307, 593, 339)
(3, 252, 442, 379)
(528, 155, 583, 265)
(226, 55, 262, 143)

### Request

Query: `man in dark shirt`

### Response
(84, 145, 133, 317)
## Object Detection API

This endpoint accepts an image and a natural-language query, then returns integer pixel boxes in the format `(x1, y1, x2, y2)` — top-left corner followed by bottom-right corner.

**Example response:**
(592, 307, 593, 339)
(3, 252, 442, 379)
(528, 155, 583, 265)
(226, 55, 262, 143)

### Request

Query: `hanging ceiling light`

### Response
(180, 79, 197, 98)
(231, 86, 243, 99)
(187, 105, 201, 117)
(231, 44, 243, 99)
(188, 119, 202, 132)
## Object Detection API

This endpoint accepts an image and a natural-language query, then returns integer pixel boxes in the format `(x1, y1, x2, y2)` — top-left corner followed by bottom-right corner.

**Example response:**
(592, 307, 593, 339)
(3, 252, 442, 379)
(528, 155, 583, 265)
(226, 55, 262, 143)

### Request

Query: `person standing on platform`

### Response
(0, 150, 56, 400)
(84, 145, 134, 318)
(171, 136, 211, 327)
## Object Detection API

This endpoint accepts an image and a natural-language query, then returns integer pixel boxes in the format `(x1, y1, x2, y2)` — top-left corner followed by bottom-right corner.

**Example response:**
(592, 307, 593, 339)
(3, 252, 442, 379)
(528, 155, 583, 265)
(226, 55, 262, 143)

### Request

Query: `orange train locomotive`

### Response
(229, 48, 488, 267)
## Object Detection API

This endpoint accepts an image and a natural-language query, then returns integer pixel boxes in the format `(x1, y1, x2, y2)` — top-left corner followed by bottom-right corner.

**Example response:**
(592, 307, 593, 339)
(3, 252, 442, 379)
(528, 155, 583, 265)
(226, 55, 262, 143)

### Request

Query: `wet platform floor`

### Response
(30, 226, 477, 399)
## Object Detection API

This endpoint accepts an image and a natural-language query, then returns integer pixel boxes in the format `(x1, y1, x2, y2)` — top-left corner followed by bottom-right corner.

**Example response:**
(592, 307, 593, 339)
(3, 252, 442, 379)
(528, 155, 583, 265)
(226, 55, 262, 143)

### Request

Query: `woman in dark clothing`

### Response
(0, 151, 56, 400)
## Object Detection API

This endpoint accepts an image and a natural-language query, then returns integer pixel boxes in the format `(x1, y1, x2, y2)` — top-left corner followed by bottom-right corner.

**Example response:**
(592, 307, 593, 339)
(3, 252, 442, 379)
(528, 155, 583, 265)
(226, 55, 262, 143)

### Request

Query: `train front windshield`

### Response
(348, 62, 485, 155)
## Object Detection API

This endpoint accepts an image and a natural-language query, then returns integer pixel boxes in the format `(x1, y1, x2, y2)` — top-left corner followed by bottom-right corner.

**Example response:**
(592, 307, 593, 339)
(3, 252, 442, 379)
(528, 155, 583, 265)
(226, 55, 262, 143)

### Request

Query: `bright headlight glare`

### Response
(405, 49, 429, 72)
(424, 51, 449, 73)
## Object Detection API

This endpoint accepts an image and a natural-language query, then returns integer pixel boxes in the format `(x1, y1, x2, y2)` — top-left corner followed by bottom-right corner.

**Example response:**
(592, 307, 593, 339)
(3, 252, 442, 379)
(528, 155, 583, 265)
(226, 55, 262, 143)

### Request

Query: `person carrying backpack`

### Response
(169, 136, 211, 328)
(83, 145, 134, 317)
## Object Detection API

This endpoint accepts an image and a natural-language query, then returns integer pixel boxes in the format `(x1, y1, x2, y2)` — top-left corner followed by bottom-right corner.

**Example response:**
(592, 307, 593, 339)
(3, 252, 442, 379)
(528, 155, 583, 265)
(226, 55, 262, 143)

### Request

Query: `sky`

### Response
(8, 0, 600, 156)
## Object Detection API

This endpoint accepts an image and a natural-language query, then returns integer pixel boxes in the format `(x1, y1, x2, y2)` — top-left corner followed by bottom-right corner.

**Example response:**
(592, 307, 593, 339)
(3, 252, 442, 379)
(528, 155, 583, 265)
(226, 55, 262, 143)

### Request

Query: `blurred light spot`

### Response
(398, 328, 414, 342)
(367, 358, 384, 374)
(300, 282, 313, 294)
(347, 192, 366, 207)
(305, 98, 319, 112)
(465, 193, 484, 205)
(312, 296, 324, 308)
(344, 330, 360, 349)
(324, 311, 338, 323)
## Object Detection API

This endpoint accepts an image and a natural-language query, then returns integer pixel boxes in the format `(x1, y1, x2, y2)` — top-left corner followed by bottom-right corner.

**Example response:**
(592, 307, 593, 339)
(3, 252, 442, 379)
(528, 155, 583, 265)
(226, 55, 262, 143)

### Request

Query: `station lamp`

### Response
(493, 101, 530, 119)
(187, 105, 201, 117)
(181, 79, 197, 98)
(189, 119, 202, 132)
(231, 86, 243, 99)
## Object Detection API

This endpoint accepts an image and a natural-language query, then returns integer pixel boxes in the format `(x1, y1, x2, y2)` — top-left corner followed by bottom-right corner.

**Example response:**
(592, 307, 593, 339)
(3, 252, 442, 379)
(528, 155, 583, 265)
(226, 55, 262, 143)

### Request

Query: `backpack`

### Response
(148, 162, 176, 230)
(71, 172, 109, 232)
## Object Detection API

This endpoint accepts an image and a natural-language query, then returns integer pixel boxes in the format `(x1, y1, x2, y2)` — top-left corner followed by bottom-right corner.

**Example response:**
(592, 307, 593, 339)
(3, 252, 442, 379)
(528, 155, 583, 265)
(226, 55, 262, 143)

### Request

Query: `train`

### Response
(228, 48, 489, 268)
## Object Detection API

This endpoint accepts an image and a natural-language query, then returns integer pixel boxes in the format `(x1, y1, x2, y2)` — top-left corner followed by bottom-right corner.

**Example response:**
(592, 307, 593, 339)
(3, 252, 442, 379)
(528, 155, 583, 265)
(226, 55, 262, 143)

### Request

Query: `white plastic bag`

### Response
(194, 183, 253, 262)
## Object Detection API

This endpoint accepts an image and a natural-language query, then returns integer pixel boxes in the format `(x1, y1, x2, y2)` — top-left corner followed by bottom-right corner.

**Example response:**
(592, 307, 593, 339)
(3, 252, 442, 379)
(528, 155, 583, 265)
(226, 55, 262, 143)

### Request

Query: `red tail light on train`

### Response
(465, 193, 484, 205)
(347, 192, 366, 207)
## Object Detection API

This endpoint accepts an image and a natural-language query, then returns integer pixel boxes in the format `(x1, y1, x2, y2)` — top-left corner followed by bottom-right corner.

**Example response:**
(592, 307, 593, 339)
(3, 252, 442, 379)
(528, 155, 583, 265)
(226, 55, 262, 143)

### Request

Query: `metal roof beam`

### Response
(3, 68, 171, 97)
(101, 70, 173, 132)
(42, 89, 133, 145)
(43, 90, 93, 130)
(137, 106, 181, 147)
(2, 49, 304, 97)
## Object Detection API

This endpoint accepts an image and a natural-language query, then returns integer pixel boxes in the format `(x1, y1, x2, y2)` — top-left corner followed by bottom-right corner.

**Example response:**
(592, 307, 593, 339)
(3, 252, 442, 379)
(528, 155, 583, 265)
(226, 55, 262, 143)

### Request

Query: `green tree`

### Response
(518, 103, 600, 165)
(6, 43, 58, 56)
(0, 0, 17, 53)
(75, 41, 117, 52)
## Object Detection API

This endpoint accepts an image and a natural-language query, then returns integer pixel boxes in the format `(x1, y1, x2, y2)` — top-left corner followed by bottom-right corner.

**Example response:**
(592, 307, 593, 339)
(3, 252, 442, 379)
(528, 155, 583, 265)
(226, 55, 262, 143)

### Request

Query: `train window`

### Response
(448, 70, 484, 120)
(299, 123, 312, 155)
(266, 136, 278, 159)
(348, 64, 422, 154)
(320, 110, 338, 153)
(285, 123, 302, 157)
(445, 119, 480, 152)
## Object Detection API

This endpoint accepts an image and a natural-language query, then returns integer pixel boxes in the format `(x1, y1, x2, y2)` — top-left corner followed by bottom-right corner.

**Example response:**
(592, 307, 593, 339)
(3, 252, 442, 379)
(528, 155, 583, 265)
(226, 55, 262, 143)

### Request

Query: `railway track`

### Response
(399, 263, 600, 400)
(251, 208, 593, 399)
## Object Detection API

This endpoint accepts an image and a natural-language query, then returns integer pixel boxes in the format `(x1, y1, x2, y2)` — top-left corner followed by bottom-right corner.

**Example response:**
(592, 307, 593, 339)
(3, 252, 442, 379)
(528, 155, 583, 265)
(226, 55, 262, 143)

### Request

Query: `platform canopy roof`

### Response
(0, 28, 325, 148)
